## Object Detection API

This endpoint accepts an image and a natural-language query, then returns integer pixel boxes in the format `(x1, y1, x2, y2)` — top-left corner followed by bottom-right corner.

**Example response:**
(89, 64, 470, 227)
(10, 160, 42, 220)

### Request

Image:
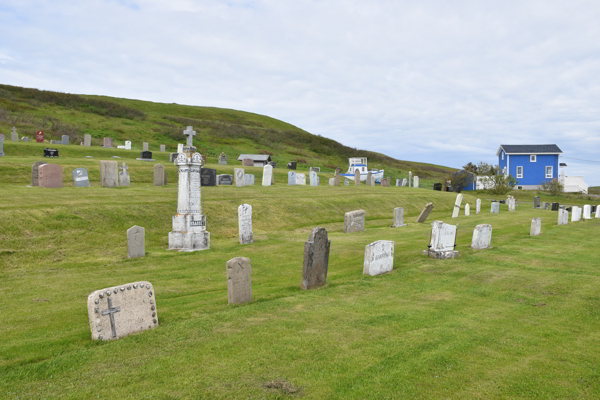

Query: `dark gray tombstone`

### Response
(433, 183, 442, 191)
(170, 153, 178, 163)
(200, 168, 216, 186)
(287, 162, 297, 170)
(44, 148, 59, 157)
(139, 151, 152, 160)
(267, 161, 276, 168)
(72, 168, 90, 187)
(302, 227, 331, 290)
(551, 202, 559, 211)
(217, 174, 233, 185)
(0, 134, 4, 156)
(534, 196, 540, 208)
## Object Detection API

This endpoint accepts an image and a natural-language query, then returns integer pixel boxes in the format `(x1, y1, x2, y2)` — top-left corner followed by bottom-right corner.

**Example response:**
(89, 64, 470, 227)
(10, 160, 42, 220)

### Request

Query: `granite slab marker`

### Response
(288, 171, 297, 185)
(583, 205, 591, 219)
(227, 257, 252, 304)
(416, 203, 434, 223)
(476, 199, 481, 214)
(72, 167, 90, 187)
(143, 142, 149, 151)
(238, 204, 253, 244)
(491, 202, 500, 213)
(103, 137, 113, 148)
(557, 207, 569, 225)
(200, 168, 217, 186)
(363, 240, 395, 276)
(31, 161, 47, 186)
(530, 218, 541, 236)
(38, 164, 63, 188)
(423, 221, 459, 258)
(234, 168, 245, 187)
(296, 173, 306, 185)
(310, 170, 318, 186)
(100, 160, 118, 187)
(243, 158, 253, 167)
(302, 227, 330, 290)
(160, 144, 165, 152)
(344, 210, 365, 233)
(244, 174, 255, 186)
(153, 164, 165, 186)
(471, 224, 492, 249)
(127, 226, 145, 258)
(392, 207, 407, 227)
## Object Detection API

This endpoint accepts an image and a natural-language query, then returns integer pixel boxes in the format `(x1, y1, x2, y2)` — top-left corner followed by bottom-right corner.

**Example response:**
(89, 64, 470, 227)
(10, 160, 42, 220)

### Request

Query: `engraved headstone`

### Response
(103, 137, 113, 148)
(583, 205, 592, 219)
(200, 168, 216, 186)
(160, 144, 165, 152)
(364, 240, 395, 276)
(137, 151, 154, 161)
(396, 179, 401, 187)
(0, 134, 4, 156)
(465, 203, 470, 216)
(38, 164, 63, 188)
(366, 171, 372, 186)
(572, 206, 581, 222)
(491, 202, 500, 213)
(288, 171, 297, 185)
(11, 127, 18, 142)
(244, 174, 255, 186)
(100, 160, 118, 187)
(170, 153, 179, 163)
(22, 137, 30, 142)
(401, 178, 407, 187)
(471, 224, 492, 249)
(217, 174, 233, 185)
(219, 153, 228, 165)
(416, 202, 434, 223)
(31, 161, 47, 186)
(344, 210, 365, 233)
(61, 135, 69, 145)
(452, 193, 463, 218)
(534, 196, 540, 208)
(234, 168, 245, 187)
(238, 204, 253, 244)
(153, 164, 165, 186)
(310, 167, 320, 173)
(44, 148, 59, 157)
(476, 199, 481, 214)
(227, 257, 252, 304)
(530, 218, 541, 236)
(127, 225, 145, 258)
(287, 161, 296, 170)
(296, 173, 306, 185)
(143, 142, 149, 151)
(381, 178, 389, 187)
(507, 196, 516, 211)
(310, 170, 318, 186)
(328, 178, 335, 185)
(262, 164, 273, 186)
(72, 167, 90, 187)
(392, 207, 407, 227)
(551, 202, 559, 211)
(413, 176, 420, 188)
(119, 163, 130, 186)
(423, 221, 459, 258)
(354, 169, 360, 185)
(87, 281, 158, 341)
(557, 207, 569, 225)
(243, 158, 254, 167)
(302, 227, 330, 290)
(36, 130, 44, 143)
(125, 140, 132, 150)
(84, 134, 92, 146)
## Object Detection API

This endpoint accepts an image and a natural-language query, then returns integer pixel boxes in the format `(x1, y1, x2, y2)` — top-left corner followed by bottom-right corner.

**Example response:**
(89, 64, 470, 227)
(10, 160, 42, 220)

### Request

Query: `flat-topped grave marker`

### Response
(153, 164, 165, 186)
(507, 196, 516, 211)
(244, 174, 255, 185)
(557, 207, 569, 225)
(38, 164, 63, 188)
(476, 199, 481, 214)
(103, 137, 113, 148)
(363, 240, 395, 276)
(143, 142, 149, 151)
(302, 227, 330, 290)
(234, 168, 245, 187)
(534, 196, 540, 208)
(201, 168, 216, 186)
(530, 218, 541, 236)
(243, 158, 254, 167)
(288, 171, 296, 185)
(100, 160, 118, 187)
(44, 148, 59, 157)
(217, 174, 233, 185)
(238, 204, 253, 244)
(61, 135, 69, 145)
(160, 144, 165, 152)
(72, 167, 90, 187)
(491, 202, 500, 213)
(137, 151, 155, 161)
(310, 170, 318, 186)
(84, 134, 92, 146)
(296, 173, 306, 185)
(31, 161, 47, 186)
(572, 206, 582, 222)
(471, 224, 492, 249)
(344, 210, 365, 233)
(392, 207, 407, 227)
(423, 221, 459, 259)
(583, 205, 592, 219)
(416, 202, 434, 223)
(127, 225, 145, 258)
(227, 257, 252, 304)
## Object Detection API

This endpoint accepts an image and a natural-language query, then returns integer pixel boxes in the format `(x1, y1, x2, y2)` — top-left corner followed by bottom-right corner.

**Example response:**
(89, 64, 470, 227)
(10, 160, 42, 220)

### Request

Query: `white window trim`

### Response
(530, 155, 536, 162)
(516, 166, 523, 179)
(546, 166, 553, 178)
(501, 152, 504, 160)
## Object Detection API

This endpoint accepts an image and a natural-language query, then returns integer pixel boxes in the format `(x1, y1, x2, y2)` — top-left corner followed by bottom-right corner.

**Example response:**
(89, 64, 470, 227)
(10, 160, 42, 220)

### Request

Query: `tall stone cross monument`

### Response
(183, 126, 196, 146)
(168, 128, 211, 251)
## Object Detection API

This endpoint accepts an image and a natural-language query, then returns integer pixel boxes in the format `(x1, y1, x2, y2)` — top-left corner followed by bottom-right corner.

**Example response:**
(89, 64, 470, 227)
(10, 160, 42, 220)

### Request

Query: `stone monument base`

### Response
(136, 158, 156, 162)
(422, 249, 459, 259)
(392, 223, 407, 228)
(168, 231, 211, 251)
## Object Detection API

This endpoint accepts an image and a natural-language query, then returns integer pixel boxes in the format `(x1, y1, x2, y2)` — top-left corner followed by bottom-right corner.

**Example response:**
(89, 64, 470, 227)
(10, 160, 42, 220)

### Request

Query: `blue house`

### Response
(497, 144, 562, 190)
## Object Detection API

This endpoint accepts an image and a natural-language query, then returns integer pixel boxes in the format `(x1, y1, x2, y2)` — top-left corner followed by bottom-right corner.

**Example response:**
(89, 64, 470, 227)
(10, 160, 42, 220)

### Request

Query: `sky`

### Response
(1, 0, 599, 185)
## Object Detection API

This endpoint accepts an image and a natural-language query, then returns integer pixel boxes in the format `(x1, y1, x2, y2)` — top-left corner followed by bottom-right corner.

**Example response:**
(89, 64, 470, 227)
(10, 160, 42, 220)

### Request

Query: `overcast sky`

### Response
(1, 0, 599, 185)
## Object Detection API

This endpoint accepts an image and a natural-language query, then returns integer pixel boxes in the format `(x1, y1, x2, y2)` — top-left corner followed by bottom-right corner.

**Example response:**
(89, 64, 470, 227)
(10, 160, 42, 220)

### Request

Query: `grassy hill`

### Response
(0, 83, 454, 183)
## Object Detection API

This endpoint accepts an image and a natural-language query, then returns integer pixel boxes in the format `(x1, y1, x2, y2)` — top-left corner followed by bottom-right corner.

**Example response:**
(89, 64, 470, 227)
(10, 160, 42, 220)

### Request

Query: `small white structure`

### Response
(560, 163, 588, 193)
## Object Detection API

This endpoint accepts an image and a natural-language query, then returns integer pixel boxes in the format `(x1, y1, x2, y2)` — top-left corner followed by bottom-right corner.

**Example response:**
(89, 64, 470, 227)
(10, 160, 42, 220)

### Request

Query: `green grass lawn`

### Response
(1, 147, 599, 399)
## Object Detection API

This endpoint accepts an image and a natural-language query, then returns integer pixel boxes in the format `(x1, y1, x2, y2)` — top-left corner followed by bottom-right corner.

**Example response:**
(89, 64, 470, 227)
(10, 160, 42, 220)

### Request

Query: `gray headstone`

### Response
(127, 225, 145, 258)
(87, 281, 158, 341)
(61, 135, 69, 145)
(31, 161, 47, 186)
(219, 154, 228, 165)
(310, 171, 318, 186)
(401, 178, 407, 187)
(392, 207, 407, 227)
(153, 164, 165, 186)
(302, 227, 330, 290)
(0, 134, 4, 156)
(238, 204, 253, 244)
(103, 137, 113, 148)
(430, 221, 457, 252)
(119, 163, 130, 187)
(534, 196, 540, 208)
(355, 169, 360, 185)
(217, 174, 233, 185)
(416, 203, 434, 223)
(491, 202, 500, 213)
(471, 224, 492, 249)
(84, 134, 91, 147)
(227, 257, 252, 305)
(344, 210, 365, 233)
(143, 142, 149, 151)
(363, 240, 395, 276)
(334, 168, 341, 186)
(476, 199, 481, 214)
(530, 218, 541, 236)
(344, 179, 349, 185)
(262, 165, 273, 186)
(22, 137, 30, 142)
(288, 171, 297, 185)
(100, 160, 118, 187)
(244, 174, 255, 185)
(557, 207, 569, 225)
(243, 158, 254, 167)
(160, 144, 165, 152)
(11, 127, 18, 142)
(366, 171, 372, 186)
(72, 167, 90, 187)
(234, 168, 245, 187)
(38, 164, 63, 188)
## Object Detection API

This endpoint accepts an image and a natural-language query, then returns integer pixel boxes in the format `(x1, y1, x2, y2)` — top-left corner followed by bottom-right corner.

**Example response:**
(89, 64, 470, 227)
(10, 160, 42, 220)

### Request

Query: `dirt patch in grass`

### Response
(263, 379, 302, 395)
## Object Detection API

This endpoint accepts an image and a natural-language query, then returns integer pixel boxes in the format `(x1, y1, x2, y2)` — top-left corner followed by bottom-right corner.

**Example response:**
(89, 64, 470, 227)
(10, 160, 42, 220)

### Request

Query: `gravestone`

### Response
(416, 203, 434, 223)
(137, 151, 154, 161)
(153, 164, 165, 186)
(396, 179, 401, 187)
(452, 193, 463, 218)
(334, 168, 341, 186)
(127, 225, 145, 258)
(572, 206, 581, 222)
(11, 127, 18, 142)
(401, 178, 407, 187)
(200, 168, 216, 186)
(354, 169, 360, 185)
(177, 144, 184, 153)
(413, 176, 420, 188)
(557, 207, 569, 225)
(244, 174, 255, 186)
(310, 167, 320, 173)
(170, 153, 179, 163)
(238, 204, 253, 244)
(22, 137, 30, 142)
(476, 199, 481, 214)
(168, 149, 211, 251)
(84, 134, 92, 146)
(363, 240, 395, 276)
(287, 161, 296, 170)
(530, 218, 541, 236)
(433, 183, 442, 191)
(328, 178, 335, 185)
(423, 221, 459, 258)
(310, 170, 318, 186)
(366, 171, 372, 186)
(551, 202, 559, 211)
(143, 142, 149, 151)
(36, 131, 44, 143)
(160, 144, 165, 152)
(100, 160, 119, 187)
(465, 203, 470, 216)
(217, 174, 233, 185)
(302, 227, 330, 290)
(392, 207, 407, 227)
(219, 153, 228, 165)
(595, 205, 600, 218)
(227, 257, 252, 304)
(31, 161, 47, 186)
(262, 165, 273, 186)
(344, 179, 349, 185)
(583, 205, 592, 219)
(51, 140, 61, 145)
(534, 196, 540, 208)
(507, 196, 516, 211)
(408, 171, 412, 187)
(296, 173, 306, 185)
(87, 281, 158, 341)
(288, 171, 297, 185)
(243, 158, 254, 167)
(381, 178, 389, 187)
(234, 168, 245, 187)
(103, 138, 113, 148)
(119, 163, 130, 186)
(38, 164, 63, 188)
(491, 202, 500, 213)
(72, 167, 90, 187)
(164, 169, 168, 185)
(471, 224, 492, 249)
(125, 141, 132, 150)
(44, 148, 59, 157)
(344, 210, 365, 233)
(268, 161, 277, 169)
(0, 134, 4, 156)
(61, 135, 69, 145)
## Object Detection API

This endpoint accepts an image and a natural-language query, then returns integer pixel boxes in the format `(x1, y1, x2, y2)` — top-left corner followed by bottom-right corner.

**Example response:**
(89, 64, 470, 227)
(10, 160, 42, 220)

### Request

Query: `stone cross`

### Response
(183, 126, 196, 146)
(344, 210, 365, 233)
(452, 194, 463, 218)
(530, 218, 541, 236)
(471, 224, 492, 249)
(302, 227, 330, 290)
(101, 297, 121, 338)
(227, 257, 252, 304)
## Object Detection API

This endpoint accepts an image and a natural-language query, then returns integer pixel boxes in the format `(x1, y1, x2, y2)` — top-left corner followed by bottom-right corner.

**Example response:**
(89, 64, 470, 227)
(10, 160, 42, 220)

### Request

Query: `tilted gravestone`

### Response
(296, 173, 306, 185)
(557, 207, 569, 225)
(476, 199, 481, 214)
(44, 148, 59, 157)
(127, 225, 145, 258)
(530, 218, 541, 236)
(153, 164, 165, 186)
(38, 164, 63, 188)
(238, 204, 253, 244)
(344, 210, 365, 233)
(227, 257, 252, 305)
(452, 193, 463, 218)
(31, 161, 47, 186)
(491, 202, 500, 213)
(392, 207, 407, 227)
(471, 224, 492, 249)
(262, 165, 273, 186)
(234, 168, 245, 187)
(72, 167, 90, 187)
(363, 240, 395, 276)
(244, 174, 255, 185)
(243, 158, 254, 167)
(61, 135, 69, 145)
(354, 169, 360, 186)
(103, 137, 113, 148)
(423, 221, 459, 258)
(219, 153, 228, 165)
(0, 134, 4, 157)
(416, 203, 434, 223)
(200, 168, 217, 186)
(100, 160, 119, 187)
(465, 204, 470, 216)
(583, 205, 592, 219)
(571, 206, 582, 222)
(119, 163, 130, 187)
(302, 227, 330, 290)
(87, 281, 158, 341)
(217, 174, 233, 185)
(288, 171, 296, 185)
(84, 134, 92, 146)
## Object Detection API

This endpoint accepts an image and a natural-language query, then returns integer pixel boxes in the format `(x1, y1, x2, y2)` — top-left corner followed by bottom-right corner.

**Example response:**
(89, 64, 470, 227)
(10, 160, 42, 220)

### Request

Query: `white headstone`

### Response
(465, 203, 470, 216)
(143, 142, 149, 151)
(238, 204, 253, 244)
(234, 168, 245, 187)
(452, 194, 463, 218)
(408, 171, 412, 187)
(119, 163, 130, 187)
(530, 218, 541, 236)
(476, 199, 481, 214)
(471, 224, 492, 249)
(401, 178, 407, 187)
(262, 165, 273, 186)
(572, 206, 581, 222)
(583, 205, 591, 219)
(430, 221, 457, 252)
(392, 207, 407, 227)
(557, 208, 569, 225)
(507, 196, 516, 211)
(328, 178, 335, 185)
(363, 240, 395, 276)
(288, 171, 296, 185)
(11, 126, 18, 142)
(596, 205, 600, 218)
(491, 202, 500, 213)
(413, 176, 420, 188)
(177, 143, 184, 153)
(296, 173, 306, 185)
(310, 171, 318, 186)
(125, 140, 132, 150)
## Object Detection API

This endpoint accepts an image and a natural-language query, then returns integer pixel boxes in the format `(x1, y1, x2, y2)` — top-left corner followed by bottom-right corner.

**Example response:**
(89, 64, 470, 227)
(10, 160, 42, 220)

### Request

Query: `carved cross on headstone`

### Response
(101, 297, 121, 338)
(183, 126, 196, 146)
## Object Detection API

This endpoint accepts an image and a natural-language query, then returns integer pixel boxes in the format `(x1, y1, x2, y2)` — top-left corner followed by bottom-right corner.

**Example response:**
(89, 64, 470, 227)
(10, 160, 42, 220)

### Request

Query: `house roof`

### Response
(496, 144, 562, 156)
(236, 154, 272, 161)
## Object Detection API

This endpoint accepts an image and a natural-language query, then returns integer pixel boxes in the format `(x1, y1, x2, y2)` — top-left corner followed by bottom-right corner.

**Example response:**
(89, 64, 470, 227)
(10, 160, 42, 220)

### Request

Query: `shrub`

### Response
(540, 179, 564, 196)
(259, 149, 273, 155)
(296, 158, 307, 164)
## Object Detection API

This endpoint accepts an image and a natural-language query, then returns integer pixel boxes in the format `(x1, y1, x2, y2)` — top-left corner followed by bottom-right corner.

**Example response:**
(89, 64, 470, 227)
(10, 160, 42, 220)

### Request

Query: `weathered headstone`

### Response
(0, 134, 4, 157)
(288, 171, 297, 185)
(423, 221, 459, 258)
(557, 207, 569, 225)
(168, 149, 211, 251)
(103, 137, 113, 148)
(72, 167, 90, 187)
(243, 158, 254, 167)
(491, 202, 500, 213)
(61, 135, 69, 145)
(363, 240, 395, 276)
(51, 140, 61, 145)
(530, 218, 541, 236)
(143, 142, 149, 151)
(238, 204, 253, 244)
(153, 164, 165, 186)
(125, 141, 132, 150)
(334, 168, 341, 186)
(302, 227, 330, 290)
(572, 206, 582, 222)
(170, 153, 179, 163)
(328, 178, 335, 185)
(118, 163, 130, 186)
(160, 144, 165, 152)
(244, 174, 255, 186)
(227, 257, 252, 304)
(551, 202, 560, 211)
(534, 196, 540, 208)
(217, 174, 233, 185)
(408, 171, 412, 187)
(344, 179, 349, 185)
(177, 143, 184, 153)
(100, 160, 119, 187)
(31, 161, 47, 186)
(366, 171, 372, 186)
(87, 281, 158, 341)
(381, 178, 389, 187)
(38, 164, 63, 188)
(416, 202, 434, 223)
(127, 225, 145, 258)
(464, 203, 471, 216)
(413, 176, 420, 188)
(22, 137, 30, 142)
(287, 161, 296, 170)
(354, 169, 360, 185)
(36, 131, 44, 143)
(200, 168, 216, 186)
(392, 207, 407, 227)
(396, 179, 401, 187)
(507, 196, 516, 211)
(476, 199, 481, 214)
(234, 168, 245, 187)
(44, 148, 59, 157)
(452, 193, 463, 218)
(583, 205, 592, 219)
(344, 210, 365, 233)
(296, 173, 306, 185)
(596, 205, 600, 218)
(84, 134, 92, 147)
(262, 165, 273, 186)
(137, 151, 154, 161)
(401, 178, 407, 187)
(471, 224, 492, 249)
(11, 127, 18, 142)
(310, 170, 318, 186)
(219, 153, 228, 165)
